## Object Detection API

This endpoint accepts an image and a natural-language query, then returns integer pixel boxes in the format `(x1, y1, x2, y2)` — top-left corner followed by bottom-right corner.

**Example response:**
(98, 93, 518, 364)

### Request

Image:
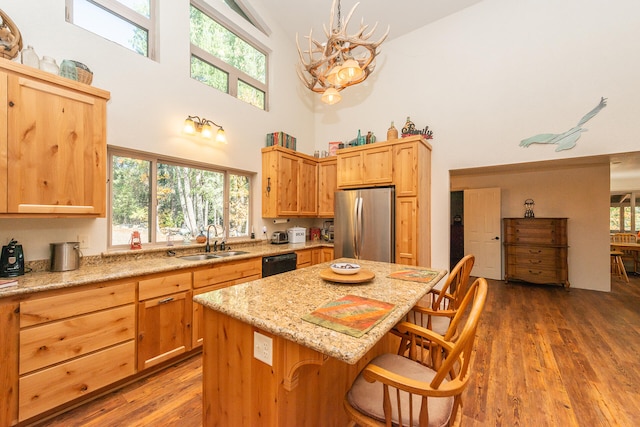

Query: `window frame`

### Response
(65, 0, 158, 59)
(190, 0, 269, 110)
(107, 146, 254, 250)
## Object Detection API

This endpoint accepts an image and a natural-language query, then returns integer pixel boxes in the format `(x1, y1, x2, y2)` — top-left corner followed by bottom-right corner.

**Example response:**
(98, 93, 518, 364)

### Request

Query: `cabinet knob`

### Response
(8, 101, 14, 107)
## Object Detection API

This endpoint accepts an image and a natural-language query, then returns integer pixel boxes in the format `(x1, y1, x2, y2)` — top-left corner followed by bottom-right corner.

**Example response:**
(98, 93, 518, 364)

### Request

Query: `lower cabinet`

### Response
(137, 272, 192, 370)
(298, 247, 334, 269)
(17, 281, 136, 422)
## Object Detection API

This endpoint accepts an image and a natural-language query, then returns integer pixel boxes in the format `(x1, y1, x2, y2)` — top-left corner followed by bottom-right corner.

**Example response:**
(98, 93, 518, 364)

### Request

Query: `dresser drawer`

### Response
(511, 266, 561, 283)
(20, 304, 135, 375)
(19, 341, 135, 422)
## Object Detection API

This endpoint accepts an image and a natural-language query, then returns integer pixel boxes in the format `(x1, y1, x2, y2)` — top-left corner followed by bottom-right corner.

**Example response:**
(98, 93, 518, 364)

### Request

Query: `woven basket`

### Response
(0, 8, 22, 60)
(73, 60, 93, 85)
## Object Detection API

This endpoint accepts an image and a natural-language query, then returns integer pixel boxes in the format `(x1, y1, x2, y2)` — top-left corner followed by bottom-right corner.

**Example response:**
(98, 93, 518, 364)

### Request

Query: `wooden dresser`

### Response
(503, 218, 569, 289)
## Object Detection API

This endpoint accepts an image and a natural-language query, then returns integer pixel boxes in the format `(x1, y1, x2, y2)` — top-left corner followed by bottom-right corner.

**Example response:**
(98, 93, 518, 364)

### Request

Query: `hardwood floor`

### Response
(36, 274, 640, 426)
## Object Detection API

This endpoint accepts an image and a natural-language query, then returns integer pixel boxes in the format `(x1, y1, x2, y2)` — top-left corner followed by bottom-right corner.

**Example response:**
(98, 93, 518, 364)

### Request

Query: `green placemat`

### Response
(302, 294, 395, 338)
(388, 268, 440, 283)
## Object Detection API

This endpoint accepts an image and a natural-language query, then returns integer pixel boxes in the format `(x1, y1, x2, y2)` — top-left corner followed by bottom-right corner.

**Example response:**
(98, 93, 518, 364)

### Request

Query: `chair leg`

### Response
(614, 255, 629, 283)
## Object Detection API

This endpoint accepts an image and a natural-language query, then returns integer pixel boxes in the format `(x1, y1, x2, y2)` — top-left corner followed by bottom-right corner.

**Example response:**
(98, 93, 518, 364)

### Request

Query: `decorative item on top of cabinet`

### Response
(387, 121, 398, 140)
(0, 60, 110, 217)
(524, 199, 535, 218)
(401, 116, 433, 139)
(0, 8, 22, 60)
(503, 217, 569, 289)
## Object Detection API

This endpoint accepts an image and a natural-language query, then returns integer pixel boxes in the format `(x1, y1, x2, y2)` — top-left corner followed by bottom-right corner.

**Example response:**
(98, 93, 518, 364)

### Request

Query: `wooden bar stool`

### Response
(611, 250, 629, 283)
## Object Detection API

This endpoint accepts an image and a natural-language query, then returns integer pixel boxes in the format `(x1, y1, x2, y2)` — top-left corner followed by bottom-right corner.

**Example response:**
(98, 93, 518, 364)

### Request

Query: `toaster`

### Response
(271, 231, 289, 244)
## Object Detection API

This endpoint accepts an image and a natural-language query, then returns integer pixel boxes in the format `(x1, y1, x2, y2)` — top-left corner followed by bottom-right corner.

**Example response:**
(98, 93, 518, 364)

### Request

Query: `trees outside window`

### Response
(109, 149, 252, 247)
(66, 0, 156, 58)
(190, 1, 268, 109)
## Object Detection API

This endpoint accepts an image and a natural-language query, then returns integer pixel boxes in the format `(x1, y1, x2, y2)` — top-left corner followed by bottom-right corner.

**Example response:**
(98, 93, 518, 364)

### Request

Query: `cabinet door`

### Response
(318, 159, 337, 217)
(138, 291, 192, 370)
(6, 74, 106, 215)
(296, 249, 312, 268)
(299, 158, 318, 215)
(320, 248, 334, 263)
(394, 143, 418, 196)
(396, 197, 418, 265)
(277, 152, 301, 216)
(337, 151, 363, 188)
(362, 146, 393, 185)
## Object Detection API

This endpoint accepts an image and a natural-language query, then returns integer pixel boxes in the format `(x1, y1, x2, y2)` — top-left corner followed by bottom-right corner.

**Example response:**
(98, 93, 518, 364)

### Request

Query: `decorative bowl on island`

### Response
(330, 263, 361, 275)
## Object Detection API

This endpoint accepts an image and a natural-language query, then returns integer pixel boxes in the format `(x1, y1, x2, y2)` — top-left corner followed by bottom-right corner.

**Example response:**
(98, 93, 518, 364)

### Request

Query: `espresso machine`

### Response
(1, 239, 25, 277)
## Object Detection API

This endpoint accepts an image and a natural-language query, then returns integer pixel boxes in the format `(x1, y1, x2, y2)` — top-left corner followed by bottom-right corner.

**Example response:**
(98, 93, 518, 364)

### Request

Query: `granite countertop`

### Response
(0, 240, 332, 299)
(193, 259, 446, 364)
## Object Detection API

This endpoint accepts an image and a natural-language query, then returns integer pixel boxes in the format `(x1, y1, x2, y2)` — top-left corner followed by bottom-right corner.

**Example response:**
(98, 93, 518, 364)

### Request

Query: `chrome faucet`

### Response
(205, 225, 215, 252)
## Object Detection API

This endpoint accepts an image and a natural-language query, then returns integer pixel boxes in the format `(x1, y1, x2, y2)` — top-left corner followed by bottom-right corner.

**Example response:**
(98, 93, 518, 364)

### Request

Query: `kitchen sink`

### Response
(178, 254, 220, 261)
(211, 250, 249, 257)
(178, 251, 250, 261)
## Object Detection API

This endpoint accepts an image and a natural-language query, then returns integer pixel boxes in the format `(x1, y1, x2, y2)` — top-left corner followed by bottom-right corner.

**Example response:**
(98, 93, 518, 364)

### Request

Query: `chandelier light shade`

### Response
(183, 115, 227, 143)
(296, 0, 389, 105)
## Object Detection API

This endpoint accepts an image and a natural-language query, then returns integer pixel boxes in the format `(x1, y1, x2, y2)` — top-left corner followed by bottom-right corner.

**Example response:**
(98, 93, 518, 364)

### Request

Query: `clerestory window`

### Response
(65, 0, 157, 59)
(190, 1, 268, 110)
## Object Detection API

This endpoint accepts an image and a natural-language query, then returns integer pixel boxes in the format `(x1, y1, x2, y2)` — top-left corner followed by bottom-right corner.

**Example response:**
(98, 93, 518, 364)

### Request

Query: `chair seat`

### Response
(347, 353, 454, 427)
(406, 311, 450, 336)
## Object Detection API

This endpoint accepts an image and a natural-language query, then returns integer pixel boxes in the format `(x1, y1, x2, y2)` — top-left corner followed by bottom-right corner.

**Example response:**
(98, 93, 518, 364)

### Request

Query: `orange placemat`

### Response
(387, 268, 440, 283)
(302, 294, 395, 338)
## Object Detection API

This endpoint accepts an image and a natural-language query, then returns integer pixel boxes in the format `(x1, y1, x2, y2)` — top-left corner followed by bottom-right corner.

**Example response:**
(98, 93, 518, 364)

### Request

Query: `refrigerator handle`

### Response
(356, 196, 363, 259)
(352, 197, 359, 258)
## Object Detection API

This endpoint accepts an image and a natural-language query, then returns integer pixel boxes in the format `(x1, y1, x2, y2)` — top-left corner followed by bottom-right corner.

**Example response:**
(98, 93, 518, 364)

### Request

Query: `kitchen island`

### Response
(193, 259, 445, 426)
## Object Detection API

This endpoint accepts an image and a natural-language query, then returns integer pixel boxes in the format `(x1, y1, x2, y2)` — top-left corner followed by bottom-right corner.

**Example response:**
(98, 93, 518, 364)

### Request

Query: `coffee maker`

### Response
(1, 239, 25, 277)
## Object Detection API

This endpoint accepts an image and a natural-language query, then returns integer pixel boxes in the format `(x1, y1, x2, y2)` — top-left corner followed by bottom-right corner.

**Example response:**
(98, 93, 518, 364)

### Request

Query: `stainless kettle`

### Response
(50, 242, 81, 272)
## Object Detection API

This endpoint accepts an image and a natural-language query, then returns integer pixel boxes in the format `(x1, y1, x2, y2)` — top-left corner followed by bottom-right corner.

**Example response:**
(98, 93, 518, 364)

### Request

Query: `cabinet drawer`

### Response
(512, 246, 558, 258)
(20, 304, 135, 375)
(296, 249, 312, 267)
(20, 282, 135, 328)
(193, 257, 262, 288)
(139, 272, 192, 300)
(19, 340, 135, 422)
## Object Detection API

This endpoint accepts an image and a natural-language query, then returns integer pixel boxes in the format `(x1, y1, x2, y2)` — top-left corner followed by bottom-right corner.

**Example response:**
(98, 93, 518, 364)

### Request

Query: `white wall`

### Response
(451, 163, 611, 291)
(313, 0, 640, 289)
(1, 0, 315, 260)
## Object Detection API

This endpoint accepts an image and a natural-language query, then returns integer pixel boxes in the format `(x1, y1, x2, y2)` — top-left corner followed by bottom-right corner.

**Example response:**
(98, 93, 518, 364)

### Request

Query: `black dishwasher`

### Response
(262, 253, 297, 277)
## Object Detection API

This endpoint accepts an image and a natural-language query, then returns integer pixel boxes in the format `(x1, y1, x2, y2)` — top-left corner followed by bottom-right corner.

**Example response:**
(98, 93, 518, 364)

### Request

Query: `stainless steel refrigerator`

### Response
(334, 187, 395, 262)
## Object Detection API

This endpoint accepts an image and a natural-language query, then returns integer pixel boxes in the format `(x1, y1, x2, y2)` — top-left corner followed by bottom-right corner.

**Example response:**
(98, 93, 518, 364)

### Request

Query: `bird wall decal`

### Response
(520, 97, 607, 152)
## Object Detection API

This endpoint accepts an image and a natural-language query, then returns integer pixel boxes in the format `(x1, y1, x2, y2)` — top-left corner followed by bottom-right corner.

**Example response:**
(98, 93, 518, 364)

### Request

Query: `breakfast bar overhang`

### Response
(194, 259, 446, 426)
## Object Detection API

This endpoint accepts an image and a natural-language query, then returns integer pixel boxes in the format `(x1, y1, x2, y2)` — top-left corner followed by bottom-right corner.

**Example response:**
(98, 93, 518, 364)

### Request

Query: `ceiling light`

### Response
(321, 88, 342, 105)
(296, 0, 389, 105)
(183, 116, 227, 143)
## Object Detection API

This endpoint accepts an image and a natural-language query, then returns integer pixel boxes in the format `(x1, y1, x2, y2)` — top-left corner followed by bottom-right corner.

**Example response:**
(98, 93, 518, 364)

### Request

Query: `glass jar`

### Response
(39, 56, 59, 75)
(21, 45, 40, 68)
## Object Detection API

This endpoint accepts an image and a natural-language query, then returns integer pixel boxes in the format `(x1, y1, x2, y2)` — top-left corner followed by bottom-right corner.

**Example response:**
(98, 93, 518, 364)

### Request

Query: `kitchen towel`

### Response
(387, 268, 440, 283)
(302, 294, 395, 338)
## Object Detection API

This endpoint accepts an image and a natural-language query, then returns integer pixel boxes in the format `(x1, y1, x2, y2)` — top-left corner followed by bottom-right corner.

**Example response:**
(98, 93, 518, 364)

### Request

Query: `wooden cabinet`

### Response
(335, 137, 431, 266)
(318, 157, 337, 217)
(192, 257, 261, 346)
(0, 60, 110, 217)
(503, 218, 569, 289)
(18, 282, 135, 421)
(137, 272, 192, 370)
(296, 249, 313, 268)
(298, 247, 334, 269)
(262, 146, 318, 217)
(337, 145, 393, 188)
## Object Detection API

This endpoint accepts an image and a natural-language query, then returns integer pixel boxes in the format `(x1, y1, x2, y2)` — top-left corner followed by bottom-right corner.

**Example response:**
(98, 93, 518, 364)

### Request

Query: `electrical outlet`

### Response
(262, 226, 267, 234)
(253, 331, 273, 366)
(78, 234, 90, 249)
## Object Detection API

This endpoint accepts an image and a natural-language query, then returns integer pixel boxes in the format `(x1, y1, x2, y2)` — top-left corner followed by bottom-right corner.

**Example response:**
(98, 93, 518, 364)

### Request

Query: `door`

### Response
(359, 187, 395, 262)
(464, 188, 501, 279)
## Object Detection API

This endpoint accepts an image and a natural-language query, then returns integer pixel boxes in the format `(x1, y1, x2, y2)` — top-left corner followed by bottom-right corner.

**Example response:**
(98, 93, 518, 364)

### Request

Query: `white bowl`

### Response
(330, 262, 361, 275)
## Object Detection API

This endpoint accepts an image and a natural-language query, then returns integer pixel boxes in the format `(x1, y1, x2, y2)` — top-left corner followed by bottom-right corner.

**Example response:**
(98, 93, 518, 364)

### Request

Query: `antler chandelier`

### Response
(296, 0, 389, 105)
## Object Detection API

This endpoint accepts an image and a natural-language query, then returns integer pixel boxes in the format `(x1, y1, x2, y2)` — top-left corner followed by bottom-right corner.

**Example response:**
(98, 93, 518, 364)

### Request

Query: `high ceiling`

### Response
(266, 0, 484, 41)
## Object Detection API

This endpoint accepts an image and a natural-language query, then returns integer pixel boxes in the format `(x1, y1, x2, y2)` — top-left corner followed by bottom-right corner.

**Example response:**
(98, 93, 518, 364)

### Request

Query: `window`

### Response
(190, 1, 268, 109)
(109, 149, 252, 248)
(66, 0, 156, 58)
(610, 192, 640, 234)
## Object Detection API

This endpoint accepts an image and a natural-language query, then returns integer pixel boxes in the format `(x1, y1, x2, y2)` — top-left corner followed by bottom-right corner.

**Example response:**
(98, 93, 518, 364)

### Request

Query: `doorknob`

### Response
(493, 236, 500, 240)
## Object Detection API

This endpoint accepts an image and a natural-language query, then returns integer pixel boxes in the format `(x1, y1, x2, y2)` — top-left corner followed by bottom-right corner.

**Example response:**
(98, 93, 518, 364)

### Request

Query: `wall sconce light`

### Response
(183, 116, 227, 143)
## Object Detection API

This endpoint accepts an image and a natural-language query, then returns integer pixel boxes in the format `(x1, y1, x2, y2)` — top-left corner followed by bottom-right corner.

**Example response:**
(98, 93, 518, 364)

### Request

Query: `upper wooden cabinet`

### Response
(262, 146, 318, 217)
(318, 157, 337, 217)
(336, 145, 393, 188)
(0, 60, 110, 217)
